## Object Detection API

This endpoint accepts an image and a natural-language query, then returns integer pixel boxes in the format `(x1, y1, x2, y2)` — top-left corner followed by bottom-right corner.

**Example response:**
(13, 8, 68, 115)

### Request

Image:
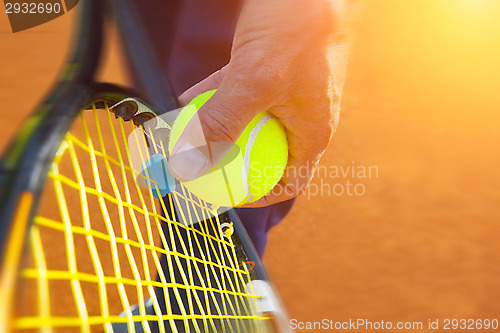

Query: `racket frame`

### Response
(0, 0, 283, 330)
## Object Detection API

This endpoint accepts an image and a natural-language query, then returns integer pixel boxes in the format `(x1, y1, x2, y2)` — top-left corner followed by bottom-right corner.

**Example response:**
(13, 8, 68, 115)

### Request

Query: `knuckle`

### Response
(312, 120, 334, 150)
(282, 177, 310, 197)
(318, 99, 338, 145)
(255, 65, 285, 88)
(236, 61, 287, 99)
(320, 124, 334, 146)
(199, 110, 240, 143)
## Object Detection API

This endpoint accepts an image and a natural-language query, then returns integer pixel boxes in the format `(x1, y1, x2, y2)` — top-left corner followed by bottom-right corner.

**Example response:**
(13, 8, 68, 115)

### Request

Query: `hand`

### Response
(169, 0, 350, 207)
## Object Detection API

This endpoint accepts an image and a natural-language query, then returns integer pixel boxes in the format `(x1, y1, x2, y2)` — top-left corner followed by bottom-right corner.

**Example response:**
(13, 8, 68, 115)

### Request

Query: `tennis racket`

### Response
(0, 0, 289, 332)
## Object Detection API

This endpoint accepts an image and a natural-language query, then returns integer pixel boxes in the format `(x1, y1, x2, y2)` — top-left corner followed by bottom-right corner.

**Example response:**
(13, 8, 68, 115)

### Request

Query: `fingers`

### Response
(171, 67, 336, 206)
(169, 67, 262, 181)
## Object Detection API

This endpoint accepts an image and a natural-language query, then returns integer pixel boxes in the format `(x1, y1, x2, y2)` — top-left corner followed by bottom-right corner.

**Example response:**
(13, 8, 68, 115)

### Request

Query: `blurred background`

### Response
(1, 0, 500, 331)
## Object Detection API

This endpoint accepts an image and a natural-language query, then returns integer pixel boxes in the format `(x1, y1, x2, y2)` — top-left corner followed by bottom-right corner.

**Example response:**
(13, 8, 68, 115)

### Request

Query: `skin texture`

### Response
(169, 0, 351, 207)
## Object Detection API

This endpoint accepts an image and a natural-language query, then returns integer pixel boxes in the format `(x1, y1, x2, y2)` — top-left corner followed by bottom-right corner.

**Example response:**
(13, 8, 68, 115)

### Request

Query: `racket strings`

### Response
(12, 102, 268, 332)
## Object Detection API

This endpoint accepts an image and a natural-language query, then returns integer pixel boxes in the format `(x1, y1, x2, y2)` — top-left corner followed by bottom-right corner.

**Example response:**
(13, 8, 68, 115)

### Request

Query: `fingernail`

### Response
(169, 142, 208, 181)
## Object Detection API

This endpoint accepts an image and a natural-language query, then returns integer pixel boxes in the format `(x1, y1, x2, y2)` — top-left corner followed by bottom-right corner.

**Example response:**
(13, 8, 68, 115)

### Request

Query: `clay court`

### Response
(1, 0, 500, 331)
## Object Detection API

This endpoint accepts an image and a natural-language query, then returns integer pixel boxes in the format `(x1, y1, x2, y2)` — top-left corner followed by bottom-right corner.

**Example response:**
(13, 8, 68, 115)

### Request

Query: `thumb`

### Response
(169, 70, 261, 182)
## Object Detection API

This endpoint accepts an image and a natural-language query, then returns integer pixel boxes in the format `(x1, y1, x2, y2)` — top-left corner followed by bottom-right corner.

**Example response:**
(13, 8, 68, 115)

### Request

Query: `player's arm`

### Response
(170, 0, 362, 207)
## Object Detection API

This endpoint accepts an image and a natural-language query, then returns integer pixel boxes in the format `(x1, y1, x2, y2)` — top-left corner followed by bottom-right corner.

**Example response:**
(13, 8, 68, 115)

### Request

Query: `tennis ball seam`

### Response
(242, 113, 274, 202)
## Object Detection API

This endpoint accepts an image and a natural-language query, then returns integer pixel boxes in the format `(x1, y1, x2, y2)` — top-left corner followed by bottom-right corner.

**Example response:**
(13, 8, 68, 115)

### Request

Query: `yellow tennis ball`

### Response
(169, 89, 288, 207)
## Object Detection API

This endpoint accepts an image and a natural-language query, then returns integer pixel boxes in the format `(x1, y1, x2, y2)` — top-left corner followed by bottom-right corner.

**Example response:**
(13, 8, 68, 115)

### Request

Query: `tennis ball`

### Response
(169, 89, 288, 207)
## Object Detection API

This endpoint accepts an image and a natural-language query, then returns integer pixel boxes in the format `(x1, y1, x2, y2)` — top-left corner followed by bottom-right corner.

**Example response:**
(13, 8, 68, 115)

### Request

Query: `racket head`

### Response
(0, 3, 105, 327)
(1, 84, 288, 332)
(0, 0, 290, 331)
